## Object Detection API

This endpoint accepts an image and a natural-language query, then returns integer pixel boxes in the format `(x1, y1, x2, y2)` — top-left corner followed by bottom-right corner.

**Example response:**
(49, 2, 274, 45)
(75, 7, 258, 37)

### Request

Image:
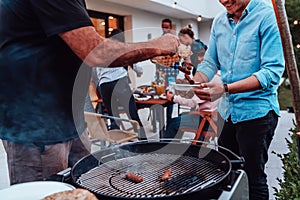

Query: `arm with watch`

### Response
(193, 72, 262, 101)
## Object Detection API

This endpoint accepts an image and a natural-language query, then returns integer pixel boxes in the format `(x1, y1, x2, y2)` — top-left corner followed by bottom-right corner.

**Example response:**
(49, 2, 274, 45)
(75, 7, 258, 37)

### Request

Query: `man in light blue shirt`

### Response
(193, 0, 285, 199)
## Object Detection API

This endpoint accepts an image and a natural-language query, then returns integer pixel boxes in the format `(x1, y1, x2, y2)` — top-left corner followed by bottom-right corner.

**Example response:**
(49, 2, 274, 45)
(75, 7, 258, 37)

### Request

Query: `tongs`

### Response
(171, 61, 196, 84)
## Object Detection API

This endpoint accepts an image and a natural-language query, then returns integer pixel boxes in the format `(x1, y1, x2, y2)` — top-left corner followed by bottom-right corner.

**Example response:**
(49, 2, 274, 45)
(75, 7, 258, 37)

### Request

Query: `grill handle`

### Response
(44, 167, 72, 183)
(190, 139, 245, 169)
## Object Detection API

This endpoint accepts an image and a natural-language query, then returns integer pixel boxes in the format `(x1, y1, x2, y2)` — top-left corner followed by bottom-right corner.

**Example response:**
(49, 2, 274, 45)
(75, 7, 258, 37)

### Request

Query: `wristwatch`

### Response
(223, 84, 229, 93)
(223, 84, 229, 96)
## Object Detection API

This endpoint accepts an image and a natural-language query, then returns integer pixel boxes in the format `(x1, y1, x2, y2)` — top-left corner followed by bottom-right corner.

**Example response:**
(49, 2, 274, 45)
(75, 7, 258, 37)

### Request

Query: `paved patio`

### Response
(266, 110, 295, 199)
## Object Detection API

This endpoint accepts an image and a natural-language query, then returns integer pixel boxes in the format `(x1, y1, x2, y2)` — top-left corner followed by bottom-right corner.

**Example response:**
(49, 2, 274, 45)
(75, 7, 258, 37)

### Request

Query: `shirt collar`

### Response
(226, 0, 257, 22)
(246, 0, 258, 13)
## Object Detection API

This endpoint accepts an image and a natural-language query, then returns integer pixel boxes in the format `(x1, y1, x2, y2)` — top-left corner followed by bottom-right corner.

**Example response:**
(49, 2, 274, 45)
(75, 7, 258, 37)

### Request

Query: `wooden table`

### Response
(92, 91, 171, 138)
(135, 98, 171, 138)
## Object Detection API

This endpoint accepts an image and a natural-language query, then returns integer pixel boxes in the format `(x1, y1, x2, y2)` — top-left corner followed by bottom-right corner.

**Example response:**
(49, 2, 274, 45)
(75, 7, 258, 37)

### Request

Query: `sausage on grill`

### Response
(125, 172, 143, 183)
(161, 168, 172, 181)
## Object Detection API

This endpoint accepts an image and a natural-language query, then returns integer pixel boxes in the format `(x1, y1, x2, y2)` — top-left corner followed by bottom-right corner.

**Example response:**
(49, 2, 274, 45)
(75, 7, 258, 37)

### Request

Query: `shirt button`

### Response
(230, 53, 233, 57)
(228, 71, 232, 74)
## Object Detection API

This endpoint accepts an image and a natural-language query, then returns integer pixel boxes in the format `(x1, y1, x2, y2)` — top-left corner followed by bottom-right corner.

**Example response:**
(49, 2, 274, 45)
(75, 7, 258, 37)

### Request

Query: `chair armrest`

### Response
(84, 112, 140, 130)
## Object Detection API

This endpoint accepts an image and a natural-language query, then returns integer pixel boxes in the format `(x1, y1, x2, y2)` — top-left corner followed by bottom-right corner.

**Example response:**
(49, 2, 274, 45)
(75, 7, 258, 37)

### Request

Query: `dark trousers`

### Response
(98, 77, 146, 138)
(218, 111, 278, 200)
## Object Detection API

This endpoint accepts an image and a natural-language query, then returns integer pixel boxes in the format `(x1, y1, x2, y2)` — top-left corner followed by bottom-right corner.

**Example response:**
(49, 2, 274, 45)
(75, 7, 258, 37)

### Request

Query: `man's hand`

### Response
(192, 71, 208, 84)
(154, 34, 180, 55)
(193, 82, 224, 102)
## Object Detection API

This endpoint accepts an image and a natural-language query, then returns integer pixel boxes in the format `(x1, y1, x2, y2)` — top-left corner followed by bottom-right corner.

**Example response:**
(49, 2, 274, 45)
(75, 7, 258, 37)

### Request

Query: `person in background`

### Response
(164, 82, 219, 140)
(156, 18, 178, 86)
(161, 18, 175, 35)
(126, 62, 143, 91)
(96, 29, 146, 139)
(0, 0, 178, 184)
(178, 26, 207, 75)
(155, 18, 179, 128)
(164, 47, 220, 140)
(131, 63, 144, 78)
(192, 0, 285, 199)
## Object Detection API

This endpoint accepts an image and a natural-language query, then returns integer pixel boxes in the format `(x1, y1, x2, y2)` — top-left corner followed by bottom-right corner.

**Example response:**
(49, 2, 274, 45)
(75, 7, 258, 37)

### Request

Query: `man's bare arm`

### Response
(59, 26, 103, 65)
(225, 75, 262, 94)
(59, 26, 179, 67)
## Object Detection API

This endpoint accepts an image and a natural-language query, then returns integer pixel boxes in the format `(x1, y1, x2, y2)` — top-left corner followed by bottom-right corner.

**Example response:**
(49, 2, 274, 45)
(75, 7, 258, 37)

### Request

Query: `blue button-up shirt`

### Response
(197, 0, 285, 123)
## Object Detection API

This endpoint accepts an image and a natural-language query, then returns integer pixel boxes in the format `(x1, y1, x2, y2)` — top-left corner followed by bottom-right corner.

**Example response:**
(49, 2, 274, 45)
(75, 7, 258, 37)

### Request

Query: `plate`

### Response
(159, 94, 167, 99)
(135, 95, 151, 101)
(173, 83, 201, 91)
(0, 181, 75, 200)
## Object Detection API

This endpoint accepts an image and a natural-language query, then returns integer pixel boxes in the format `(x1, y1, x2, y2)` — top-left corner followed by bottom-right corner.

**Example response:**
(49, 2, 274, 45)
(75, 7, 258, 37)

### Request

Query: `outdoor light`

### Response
(172, 2, 177, 8)
(197, 15, 202, 22)
(293, 20, 298, 25)
(296, 44, 300, 49)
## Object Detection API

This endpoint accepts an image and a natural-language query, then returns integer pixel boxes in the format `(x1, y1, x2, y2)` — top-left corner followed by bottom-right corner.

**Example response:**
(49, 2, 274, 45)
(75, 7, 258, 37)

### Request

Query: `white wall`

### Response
(86, 0, 215, 87)
(151, 0, 224, 18)
(198, 21, 213, 46)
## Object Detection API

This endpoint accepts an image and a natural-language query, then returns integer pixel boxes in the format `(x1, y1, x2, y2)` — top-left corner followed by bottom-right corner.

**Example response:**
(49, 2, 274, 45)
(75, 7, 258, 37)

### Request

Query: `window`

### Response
(87, 10, 124, 38)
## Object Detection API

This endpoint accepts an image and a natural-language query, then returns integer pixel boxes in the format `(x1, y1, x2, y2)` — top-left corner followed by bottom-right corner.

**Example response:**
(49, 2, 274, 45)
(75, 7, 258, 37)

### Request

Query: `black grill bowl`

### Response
(71, 141, 232, 200)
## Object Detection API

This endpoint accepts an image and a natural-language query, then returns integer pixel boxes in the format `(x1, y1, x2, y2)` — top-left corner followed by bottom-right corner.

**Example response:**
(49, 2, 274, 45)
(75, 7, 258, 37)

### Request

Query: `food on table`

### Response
(154, 84, 166, 95)
(138, 93, 148, 98)
(161, 168, 172, 181)
(43, 188, 98, 200)
(159, 93, 167, 99)
(125, 172, 143, 183)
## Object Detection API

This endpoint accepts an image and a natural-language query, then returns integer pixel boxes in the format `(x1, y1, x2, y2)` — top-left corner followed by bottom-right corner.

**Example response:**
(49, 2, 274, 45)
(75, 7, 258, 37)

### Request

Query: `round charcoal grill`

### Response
(71, 142, 233, 200)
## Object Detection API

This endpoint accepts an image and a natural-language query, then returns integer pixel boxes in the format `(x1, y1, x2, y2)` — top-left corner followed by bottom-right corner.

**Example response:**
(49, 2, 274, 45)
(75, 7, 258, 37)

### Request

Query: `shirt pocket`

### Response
(237, 34, 259, 61)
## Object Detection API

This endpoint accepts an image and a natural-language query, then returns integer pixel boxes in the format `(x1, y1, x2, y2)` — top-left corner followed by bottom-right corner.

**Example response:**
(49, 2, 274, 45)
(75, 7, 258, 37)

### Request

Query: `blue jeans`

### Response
(218, 110, 278, 200)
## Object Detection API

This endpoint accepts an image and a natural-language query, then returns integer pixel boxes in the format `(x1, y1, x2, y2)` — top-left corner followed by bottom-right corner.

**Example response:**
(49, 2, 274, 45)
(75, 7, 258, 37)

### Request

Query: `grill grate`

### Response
(76, 153, 226, 198)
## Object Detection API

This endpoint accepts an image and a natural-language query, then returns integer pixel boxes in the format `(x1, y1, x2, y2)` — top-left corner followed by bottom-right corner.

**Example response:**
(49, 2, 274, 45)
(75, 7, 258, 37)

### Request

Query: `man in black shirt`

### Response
(0, 0, 179, 184)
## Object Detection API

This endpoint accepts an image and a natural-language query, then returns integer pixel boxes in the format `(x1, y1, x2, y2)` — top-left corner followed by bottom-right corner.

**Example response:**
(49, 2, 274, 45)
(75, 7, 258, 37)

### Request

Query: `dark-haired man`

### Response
(193, 0, 285, 199)
(0, 0, 179, 184)
(161, 18, 174, 35)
